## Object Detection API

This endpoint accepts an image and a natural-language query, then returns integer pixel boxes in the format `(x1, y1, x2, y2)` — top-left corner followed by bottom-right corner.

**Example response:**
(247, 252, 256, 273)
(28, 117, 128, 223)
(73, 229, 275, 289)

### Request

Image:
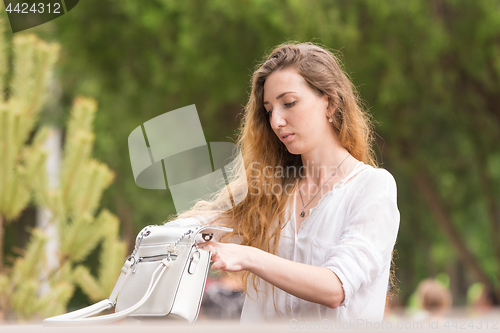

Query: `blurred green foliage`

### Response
(13, 0, 500, 305)
(0, 11, 126, 317)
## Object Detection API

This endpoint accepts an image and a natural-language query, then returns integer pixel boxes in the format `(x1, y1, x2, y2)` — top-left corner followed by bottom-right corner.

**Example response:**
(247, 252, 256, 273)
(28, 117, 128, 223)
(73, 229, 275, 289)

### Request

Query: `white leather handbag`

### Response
(43, 224, 232, 326)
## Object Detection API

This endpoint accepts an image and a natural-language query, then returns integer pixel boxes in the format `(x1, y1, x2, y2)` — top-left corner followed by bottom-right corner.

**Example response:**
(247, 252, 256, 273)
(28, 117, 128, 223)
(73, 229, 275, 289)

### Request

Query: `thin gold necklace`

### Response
(298, 153, 350, 218)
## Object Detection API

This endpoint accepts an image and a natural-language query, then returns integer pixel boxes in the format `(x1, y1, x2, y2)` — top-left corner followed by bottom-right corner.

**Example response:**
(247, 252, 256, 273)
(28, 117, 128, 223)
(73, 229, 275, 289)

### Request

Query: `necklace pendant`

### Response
(300, 211, 305, 218)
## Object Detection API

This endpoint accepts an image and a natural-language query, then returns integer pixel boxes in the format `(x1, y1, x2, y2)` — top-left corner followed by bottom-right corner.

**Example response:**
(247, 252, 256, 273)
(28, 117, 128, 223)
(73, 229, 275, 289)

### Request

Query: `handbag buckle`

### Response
(201, 233, 214, 241)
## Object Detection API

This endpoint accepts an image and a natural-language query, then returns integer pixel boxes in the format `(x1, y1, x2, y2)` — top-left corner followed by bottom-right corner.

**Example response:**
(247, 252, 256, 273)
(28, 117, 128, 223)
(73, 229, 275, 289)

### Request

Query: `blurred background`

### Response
(0, 0, 499, 323)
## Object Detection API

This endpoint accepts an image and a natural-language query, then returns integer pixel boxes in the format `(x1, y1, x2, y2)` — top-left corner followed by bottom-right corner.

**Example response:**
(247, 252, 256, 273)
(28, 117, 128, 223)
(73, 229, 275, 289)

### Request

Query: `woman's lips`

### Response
(281, 133, 294, 143)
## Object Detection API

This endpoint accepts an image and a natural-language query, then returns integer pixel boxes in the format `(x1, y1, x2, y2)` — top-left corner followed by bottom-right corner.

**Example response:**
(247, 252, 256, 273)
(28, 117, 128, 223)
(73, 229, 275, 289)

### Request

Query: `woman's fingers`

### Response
(199, 241, 220, 261)
(198, 241, 242, 271)
(210, 258, 227, 270)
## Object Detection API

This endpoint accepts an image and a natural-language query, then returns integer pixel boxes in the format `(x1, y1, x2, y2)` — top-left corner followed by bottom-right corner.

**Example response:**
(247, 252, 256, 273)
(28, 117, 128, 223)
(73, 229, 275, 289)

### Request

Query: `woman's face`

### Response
(263, 68, 332, 155)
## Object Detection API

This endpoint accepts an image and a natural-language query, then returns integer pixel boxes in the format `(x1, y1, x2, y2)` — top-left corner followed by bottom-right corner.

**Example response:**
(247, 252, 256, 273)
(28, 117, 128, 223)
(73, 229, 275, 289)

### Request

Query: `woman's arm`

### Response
(200, 242, 345, 309)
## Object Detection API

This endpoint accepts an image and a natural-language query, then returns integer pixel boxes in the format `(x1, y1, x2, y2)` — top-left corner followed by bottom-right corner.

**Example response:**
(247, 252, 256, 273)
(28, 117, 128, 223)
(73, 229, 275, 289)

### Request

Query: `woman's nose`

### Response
(270, 109, 286, 130)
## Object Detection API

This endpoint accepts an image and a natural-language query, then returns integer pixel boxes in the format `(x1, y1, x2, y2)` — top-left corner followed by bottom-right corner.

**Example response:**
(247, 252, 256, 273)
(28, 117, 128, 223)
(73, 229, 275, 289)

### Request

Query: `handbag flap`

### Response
(137, 225, 232, 247)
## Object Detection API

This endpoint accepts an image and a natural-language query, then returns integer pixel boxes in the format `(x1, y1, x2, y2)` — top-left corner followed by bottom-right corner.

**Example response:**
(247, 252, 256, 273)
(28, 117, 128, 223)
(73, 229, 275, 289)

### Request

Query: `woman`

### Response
(168, 42, 400, 322)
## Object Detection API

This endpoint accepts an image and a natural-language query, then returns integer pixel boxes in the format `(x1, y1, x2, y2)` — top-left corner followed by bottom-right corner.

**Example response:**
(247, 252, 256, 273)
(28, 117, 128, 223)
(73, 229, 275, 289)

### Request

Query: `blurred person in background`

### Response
(168, 42, 400, 322)
(468, 283, 500, 317)
(412, 279, 452, 321)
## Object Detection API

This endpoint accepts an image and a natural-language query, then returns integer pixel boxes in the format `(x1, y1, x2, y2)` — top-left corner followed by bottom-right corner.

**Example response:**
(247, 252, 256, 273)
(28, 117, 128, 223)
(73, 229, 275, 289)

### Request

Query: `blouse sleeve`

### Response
(322, 169, 400, 308)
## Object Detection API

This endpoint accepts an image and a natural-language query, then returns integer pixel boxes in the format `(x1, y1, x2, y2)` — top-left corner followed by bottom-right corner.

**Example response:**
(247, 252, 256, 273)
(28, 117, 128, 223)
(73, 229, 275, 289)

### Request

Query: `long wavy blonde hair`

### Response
(177, 42, 377, 295)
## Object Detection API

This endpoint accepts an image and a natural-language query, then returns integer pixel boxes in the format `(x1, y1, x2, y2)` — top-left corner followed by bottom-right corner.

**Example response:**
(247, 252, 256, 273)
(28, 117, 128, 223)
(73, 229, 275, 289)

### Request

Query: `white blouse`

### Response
(168, 162, 400, 323)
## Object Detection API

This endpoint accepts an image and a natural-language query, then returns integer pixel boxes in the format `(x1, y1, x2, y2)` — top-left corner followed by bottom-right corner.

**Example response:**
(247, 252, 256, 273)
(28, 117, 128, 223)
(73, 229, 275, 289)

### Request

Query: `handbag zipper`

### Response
(133, 253, 178, 273)
(138, 254, 178, 262)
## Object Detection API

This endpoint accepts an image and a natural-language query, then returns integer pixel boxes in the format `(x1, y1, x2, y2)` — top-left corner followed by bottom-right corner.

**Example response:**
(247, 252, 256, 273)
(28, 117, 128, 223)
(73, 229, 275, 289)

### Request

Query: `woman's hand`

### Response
(199, 241, 253, 272)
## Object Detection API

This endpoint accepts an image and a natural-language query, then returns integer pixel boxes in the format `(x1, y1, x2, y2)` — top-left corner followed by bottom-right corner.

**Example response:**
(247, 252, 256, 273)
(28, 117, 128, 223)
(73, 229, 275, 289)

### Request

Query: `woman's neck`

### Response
(299, 146, 354, 188)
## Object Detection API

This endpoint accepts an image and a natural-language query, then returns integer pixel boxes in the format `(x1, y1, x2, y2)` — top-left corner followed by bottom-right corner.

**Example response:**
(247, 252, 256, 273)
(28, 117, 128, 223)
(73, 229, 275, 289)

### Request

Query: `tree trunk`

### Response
(476, 152, 500, 283)
(415, 172, 496, 296)
(36, 127, 62, 293)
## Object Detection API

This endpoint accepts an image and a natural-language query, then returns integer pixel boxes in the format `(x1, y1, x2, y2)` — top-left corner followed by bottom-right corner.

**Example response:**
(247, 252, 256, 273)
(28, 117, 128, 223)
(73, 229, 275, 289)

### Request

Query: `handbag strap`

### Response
(43, 255, 172, 326)
(108, 255, 135, 303)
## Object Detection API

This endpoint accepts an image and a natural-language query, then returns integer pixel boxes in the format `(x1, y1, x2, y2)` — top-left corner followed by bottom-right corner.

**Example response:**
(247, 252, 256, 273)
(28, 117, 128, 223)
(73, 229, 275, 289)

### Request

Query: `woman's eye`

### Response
(284, 101, 296, 108)
(266, 109, 273, 116)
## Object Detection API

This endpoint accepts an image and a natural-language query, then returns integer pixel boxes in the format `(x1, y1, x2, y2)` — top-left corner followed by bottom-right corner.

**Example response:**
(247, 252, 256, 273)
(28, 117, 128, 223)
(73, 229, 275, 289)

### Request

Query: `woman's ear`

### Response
(325, 92, 338, 117)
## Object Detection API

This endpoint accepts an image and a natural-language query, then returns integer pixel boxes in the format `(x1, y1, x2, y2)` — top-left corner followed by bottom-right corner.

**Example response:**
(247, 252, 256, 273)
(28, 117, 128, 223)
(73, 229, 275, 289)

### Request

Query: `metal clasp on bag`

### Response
(187, 249, 201, 274)
(124, 255, 136, 269)
(201, 233, 213, 241)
